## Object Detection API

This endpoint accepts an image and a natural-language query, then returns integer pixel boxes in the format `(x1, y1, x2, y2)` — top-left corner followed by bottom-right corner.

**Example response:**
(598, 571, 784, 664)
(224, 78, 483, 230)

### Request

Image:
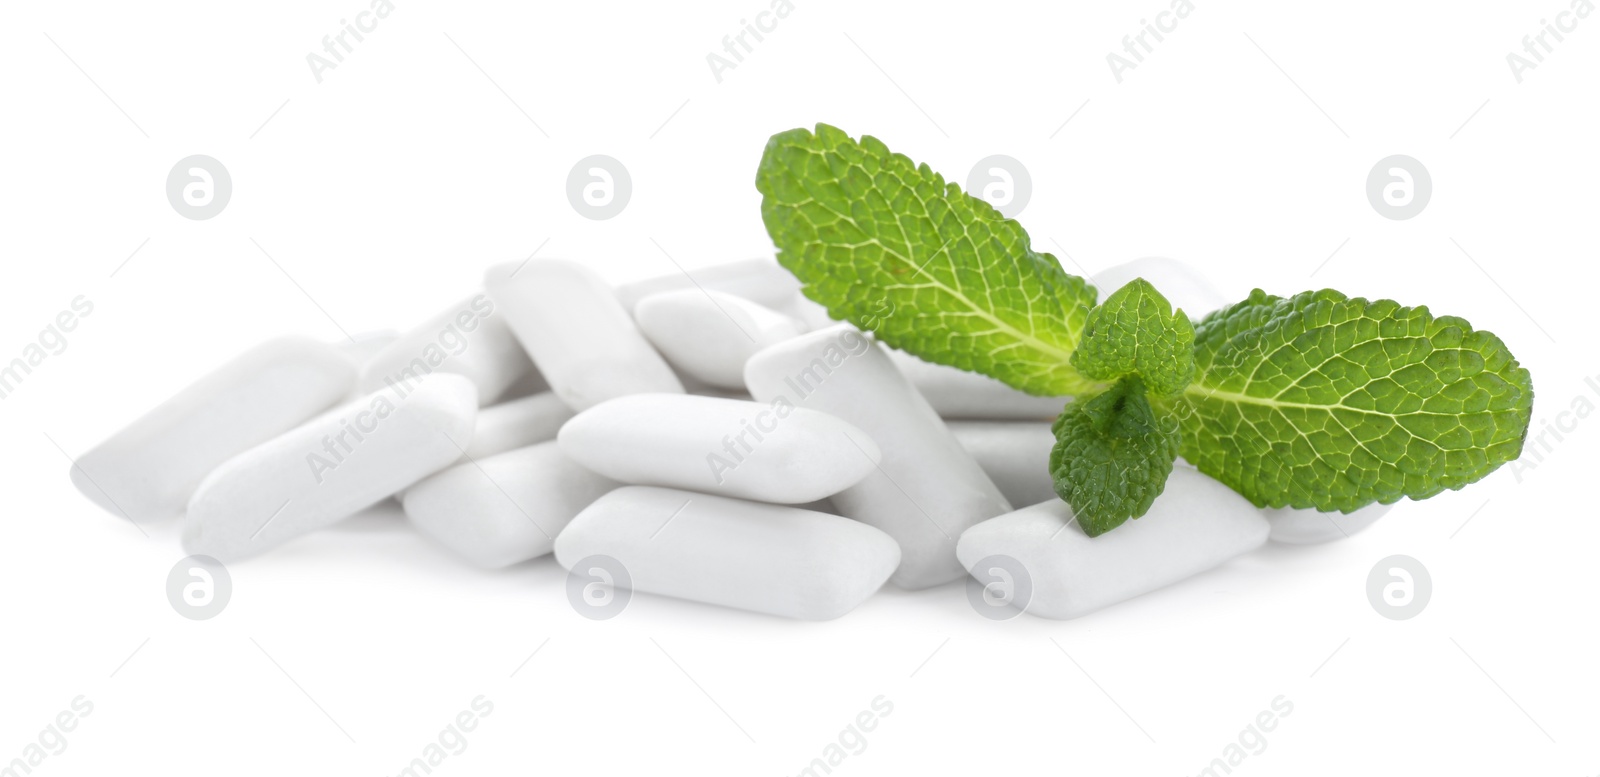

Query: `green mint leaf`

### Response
(755, 123, 1100, 396)
(1049, 377, 1181, 536)
(1175, 289, 1535, 512)
(1070, 278, 1196, 397)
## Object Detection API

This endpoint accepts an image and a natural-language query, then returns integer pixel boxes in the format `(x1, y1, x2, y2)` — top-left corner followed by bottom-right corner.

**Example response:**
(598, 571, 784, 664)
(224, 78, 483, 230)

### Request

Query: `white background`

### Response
(2, 1, 1597, 774)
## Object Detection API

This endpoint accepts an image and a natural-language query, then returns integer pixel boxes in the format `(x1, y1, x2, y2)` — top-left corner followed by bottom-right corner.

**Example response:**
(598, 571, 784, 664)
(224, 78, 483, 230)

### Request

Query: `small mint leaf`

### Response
(755, 124, 1101, 396)
(1070, 278, 1195, 397)
(1049, 377, 1181, 537)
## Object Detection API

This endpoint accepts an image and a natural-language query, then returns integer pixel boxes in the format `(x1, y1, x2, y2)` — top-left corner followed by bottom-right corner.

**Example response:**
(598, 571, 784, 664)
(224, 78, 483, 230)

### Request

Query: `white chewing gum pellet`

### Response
(558, 394, 880, 504)
(359, 293, 535, 406)
(956, 465, 1270, 620)
(70, 336, 356, 525)
(554, 486, 901, 620)
(463, 392, 575, 462)
(1266, 501, 1394, 544)
(887, 349, 1071, 420)
(1091, 257, 1229, 320)
(182, 374, 478, 562)
(634, 289, 804, 390)
(486, 260, 683, 411)
(403, 441, 618, 568)
(949, 421, 1059, 508)
(744, 325, 1012, 589)
(615, 259, 801, 312)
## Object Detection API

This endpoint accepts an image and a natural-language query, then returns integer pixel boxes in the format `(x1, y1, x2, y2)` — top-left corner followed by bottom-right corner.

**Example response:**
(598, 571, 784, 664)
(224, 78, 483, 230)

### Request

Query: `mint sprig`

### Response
(756, 124, 1535, 535)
